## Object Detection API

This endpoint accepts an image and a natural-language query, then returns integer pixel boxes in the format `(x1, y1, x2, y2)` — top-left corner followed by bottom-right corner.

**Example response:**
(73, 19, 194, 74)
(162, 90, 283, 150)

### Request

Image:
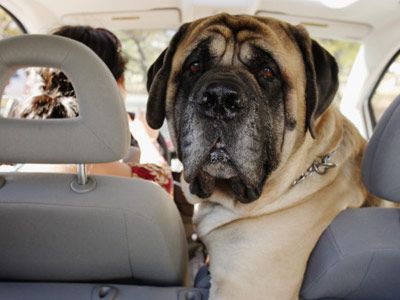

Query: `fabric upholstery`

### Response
(362, 95, 400, 202)
(301, 208, 400, 300)
(0, 35, 129, 164)
(0, 172, 188, 285)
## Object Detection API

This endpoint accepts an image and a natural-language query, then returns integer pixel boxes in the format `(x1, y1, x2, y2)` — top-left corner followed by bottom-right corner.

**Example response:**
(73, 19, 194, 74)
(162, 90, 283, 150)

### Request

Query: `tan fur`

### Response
(165, 14, 372, 300)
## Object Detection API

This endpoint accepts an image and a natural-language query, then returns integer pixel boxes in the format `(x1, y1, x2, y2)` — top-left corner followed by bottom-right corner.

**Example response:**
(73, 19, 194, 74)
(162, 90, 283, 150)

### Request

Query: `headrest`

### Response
(0, 35, 129, 164)
(362, 95, 400, 202)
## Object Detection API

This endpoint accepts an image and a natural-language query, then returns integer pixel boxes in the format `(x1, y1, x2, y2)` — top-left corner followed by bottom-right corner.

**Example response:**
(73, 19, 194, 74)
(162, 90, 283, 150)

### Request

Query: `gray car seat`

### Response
(301, 96, 400, 300)
(0, 35, 189, 290)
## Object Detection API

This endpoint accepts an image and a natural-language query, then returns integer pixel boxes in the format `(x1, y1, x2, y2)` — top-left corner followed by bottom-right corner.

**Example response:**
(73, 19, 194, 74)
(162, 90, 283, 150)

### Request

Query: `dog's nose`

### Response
(198, 83, 241, 120)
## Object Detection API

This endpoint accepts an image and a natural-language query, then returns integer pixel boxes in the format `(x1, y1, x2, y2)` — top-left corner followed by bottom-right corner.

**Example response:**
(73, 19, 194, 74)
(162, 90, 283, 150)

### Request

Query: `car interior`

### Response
(0, 1, 399, 300)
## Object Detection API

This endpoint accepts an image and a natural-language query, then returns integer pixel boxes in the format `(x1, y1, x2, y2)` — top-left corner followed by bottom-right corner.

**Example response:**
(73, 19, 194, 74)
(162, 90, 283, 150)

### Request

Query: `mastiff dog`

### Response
(146, 13, 376, 300)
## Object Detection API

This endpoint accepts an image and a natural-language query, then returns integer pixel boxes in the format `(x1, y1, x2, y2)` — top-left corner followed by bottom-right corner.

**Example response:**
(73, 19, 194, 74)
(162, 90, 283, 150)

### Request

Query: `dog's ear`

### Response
(146, 23, 190, 129)
(290, 25, 339, 138)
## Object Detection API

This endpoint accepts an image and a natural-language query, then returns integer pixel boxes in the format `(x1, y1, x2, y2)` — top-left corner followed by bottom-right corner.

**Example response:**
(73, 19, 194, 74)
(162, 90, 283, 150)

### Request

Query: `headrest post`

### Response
(76, 164, 87, 185)
(70, 164, 96, 193)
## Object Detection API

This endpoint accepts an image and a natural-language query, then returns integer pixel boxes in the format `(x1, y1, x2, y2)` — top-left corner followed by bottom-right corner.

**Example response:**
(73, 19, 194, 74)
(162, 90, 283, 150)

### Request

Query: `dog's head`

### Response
(146, 14, 338, 203)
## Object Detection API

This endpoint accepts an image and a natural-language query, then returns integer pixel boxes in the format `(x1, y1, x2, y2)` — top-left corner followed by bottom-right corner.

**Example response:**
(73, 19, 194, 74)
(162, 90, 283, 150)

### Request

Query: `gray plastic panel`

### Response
(0, 283, 209, 300)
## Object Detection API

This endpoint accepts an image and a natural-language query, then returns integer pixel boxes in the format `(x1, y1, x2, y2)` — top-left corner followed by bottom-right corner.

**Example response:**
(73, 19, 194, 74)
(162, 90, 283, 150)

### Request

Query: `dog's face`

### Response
(174, 38, 284, 203)
(146, 14, 338, 203)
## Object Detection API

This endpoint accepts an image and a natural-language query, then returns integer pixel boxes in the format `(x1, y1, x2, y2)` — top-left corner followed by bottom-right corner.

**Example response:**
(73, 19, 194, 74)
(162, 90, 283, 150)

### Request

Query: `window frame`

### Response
(367, 49, 400, 128)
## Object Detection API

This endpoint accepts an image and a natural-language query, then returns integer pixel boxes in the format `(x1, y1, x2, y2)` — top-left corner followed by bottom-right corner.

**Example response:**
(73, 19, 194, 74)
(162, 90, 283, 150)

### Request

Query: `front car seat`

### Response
(300, 96, 400, 300)
(0, 35, 206, 300)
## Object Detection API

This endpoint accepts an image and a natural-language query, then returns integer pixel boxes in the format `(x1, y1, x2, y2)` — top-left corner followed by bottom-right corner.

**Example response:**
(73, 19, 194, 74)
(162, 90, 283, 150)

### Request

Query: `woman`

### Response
(18, 25, 173, 195)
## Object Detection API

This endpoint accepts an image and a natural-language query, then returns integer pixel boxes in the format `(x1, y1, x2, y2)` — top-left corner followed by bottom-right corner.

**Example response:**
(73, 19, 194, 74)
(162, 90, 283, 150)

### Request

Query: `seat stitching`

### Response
(123, 211, 135, 280)
(327, 226, 343, 257)
(343, 252, 376, 298)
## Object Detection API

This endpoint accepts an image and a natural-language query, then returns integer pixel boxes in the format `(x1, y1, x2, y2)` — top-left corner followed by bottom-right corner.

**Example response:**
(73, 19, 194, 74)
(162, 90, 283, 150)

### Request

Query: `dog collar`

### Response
(291, 152, 336, 187)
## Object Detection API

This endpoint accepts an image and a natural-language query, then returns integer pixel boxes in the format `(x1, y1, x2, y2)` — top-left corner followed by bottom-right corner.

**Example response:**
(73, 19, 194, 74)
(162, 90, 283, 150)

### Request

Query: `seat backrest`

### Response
(301, 95, 400, 300)
(0, 35, 188, 286)
(362, 95, 400, 201)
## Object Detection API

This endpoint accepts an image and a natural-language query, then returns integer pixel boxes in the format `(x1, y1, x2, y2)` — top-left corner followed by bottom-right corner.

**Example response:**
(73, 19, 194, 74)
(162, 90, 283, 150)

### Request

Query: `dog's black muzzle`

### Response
(182, 69, 269, 204)
(191, 72, 249, 121)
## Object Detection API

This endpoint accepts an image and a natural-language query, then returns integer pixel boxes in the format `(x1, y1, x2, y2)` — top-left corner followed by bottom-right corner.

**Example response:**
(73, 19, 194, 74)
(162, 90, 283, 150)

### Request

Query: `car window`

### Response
(0, 6, 25, 117)
(114, 29, 176, 150)
(317, 38, 360, 104)
(370, 51, 400, 124)
(0, 5, 25, 39)
(114, 29, 176, 112)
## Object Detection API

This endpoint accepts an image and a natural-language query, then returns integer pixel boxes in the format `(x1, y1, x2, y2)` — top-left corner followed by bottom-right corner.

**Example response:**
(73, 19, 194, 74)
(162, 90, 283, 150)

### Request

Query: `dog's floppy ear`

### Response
(291, 25, 339, 138)
(146, 23, 190, 129)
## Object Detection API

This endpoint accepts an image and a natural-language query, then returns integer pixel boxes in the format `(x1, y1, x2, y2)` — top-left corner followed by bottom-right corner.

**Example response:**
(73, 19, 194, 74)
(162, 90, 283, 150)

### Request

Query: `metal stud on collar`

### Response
(292, 152, 337, 187)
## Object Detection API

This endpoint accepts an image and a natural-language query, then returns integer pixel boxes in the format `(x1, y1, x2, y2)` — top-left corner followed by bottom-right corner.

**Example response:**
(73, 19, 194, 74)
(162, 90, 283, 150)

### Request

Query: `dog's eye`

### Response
(189, 61, 201, 74)
(260, 67, 274, 80)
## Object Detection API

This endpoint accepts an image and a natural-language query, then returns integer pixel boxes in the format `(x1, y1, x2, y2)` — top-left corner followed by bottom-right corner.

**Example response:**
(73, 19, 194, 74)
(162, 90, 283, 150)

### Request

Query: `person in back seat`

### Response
(18, 25, 173, 195)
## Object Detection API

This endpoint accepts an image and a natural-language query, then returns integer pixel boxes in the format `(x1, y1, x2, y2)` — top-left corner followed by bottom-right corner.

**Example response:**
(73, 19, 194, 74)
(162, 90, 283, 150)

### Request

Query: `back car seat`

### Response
(0, 34, 208, 300)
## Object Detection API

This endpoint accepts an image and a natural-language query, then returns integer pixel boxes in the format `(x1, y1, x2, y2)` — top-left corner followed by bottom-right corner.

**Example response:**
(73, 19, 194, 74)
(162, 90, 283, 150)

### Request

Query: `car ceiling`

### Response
(1, 0, 400, 40)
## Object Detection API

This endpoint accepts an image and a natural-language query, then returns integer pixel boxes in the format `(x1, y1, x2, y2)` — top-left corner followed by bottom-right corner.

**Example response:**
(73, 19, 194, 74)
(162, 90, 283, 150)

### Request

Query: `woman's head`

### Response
(52, 25, 127, 81)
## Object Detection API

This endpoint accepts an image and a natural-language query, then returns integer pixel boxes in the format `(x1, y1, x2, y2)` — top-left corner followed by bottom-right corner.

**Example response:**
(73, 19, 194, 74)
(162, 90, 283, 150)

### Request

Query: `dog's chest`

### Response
(203, 188, 361, 300)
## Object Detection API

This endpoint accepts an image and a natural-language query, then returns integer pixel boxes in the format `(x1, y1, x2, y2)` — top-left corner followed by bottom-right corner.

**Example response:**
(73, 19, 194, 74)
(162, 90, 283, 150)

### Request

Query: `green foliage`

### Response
(317, 39, 360, 103)
(115, 29, 176, 94)
(0, 7, 23, 39)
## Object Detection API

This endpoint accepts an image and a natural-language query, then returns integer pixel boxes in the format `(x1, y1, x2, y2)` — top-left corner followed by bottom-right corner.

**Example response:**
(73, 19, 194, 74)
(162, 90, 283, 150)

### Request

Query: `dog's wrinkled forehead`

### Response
(172, 15, 304, 78)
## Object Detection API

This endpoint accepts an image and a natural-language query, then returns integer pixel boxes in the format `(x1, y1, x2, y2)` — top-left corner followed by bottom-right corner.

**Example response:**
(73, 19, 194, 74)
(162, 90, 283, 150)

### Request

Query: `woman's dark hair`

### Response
(53, 25, 127, 81)
(41, 26, 127, 98)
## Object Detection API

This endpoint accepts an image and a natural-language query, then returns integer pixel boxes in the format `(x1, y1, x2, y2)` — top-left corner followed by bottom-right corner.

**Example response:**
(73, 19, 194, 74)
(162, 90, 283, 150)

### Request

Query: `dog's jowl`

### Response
(146, 14, 375, 300)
